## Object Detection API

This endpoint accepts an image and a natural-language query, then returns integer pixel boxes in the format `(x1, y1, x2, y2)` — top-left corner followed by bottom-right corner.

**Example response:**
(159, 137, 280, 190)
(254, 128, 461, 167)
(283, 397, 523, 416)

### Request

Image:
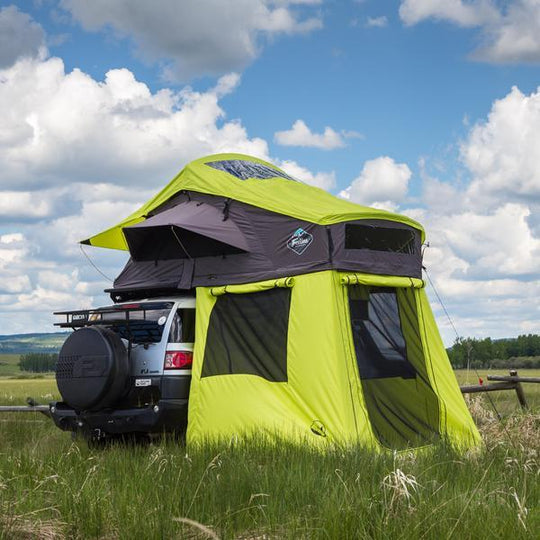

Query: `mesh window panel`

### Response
(202, 288, 291, 382)
(345, 224, 416, 254)
(206, 159, 295, 181)
(349, 287, 416, 379)
(348, 285, 440, 449)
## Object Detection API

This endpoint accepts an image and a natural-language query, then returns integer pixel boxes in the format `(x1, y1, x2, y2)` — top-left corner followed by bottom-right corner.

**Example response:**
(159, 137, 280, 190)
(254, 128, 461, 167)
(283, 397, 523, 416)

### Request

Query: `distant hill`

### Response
(0, 333, 69, 354)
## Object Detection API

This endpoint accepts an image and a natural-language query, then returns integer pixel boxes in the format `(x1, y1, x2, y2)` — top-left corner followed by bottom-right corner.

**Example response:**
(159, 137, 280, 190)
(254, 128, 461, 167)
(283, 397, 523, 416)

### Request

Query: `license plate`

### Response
(135, 378, 152, 387)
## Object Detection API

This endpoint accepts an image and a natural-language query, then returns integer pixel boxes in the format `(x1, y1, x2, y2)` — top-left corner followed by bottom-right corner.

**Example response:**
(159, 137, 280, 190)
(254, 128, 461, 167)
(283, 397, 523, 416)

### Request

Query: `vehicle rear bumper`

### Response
(49, 399, 188, 436)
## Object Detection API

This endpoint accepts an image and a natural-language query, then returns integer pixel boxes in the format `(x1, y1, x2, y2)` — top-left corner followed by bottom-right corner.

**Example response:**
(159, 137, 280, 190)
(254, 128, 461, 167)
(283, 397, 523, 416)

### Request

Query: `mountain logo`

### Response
(287, 228, 313, 255)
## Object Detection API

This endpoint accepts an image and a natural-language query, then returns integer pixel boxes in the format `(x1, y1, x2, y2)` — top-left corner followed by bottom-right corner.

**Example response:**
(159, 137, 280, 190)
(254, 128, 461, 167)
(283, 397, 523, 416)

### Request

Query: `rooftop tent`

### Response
(82, 153, 480, 451)
(82, 153, 425, 251)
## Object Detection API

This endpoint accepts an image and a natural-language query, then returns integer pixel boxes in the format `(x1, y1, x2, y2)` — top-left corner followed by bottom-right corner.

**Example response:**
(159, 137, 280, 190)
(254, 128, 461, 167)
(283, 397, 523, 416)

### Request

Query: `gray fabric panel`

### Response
(113, 258, 185, 290)
(124, 200, 250, 260)
(178, 259, 194, 290)
(329, 220, 422, 279)
(111, 193, 423, 295)
(159, 192, 331, 286)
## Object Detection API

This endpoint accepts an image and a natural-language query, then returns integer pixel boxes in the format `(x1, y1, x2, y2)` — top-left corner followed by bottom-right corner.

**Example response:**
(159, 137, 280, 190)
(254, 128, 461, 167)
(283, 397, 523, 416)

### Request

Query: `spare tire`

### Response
(56, 326, 129, 411)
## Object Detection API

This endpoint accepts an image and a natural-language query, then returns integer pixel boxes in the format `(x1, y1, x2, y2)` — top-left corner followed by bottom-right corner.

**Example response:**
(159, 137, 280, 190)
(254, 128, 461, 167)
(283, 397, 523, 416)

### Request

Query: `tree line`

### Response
(447, 334, 540, 369)
(18, 353, 57, 373)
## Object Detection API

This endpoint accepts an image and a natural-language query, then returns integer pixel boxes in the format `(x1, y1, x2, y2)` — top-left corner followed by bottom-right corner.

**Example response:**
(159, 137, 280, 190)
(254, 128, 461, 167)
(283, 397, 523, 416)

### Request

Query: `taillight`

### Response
(164, 351, 193, 370)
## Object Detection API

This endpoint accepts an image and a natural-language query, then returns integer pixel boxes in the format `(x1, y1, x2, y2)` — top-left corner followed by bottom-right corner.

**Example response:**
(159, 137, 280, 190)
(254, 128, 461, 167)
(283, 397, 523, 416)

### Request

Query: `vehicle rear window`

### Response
(168, 309, 195, 343)
(95, 302, 173, 344)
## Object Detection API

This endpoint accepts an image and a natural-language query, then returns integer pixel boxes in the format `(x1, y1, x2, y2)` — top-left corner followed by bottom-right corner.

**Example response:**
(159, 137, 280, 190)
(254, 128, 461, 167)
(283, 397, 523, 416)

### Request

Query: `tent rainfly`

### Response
(83, 153, 480, 450)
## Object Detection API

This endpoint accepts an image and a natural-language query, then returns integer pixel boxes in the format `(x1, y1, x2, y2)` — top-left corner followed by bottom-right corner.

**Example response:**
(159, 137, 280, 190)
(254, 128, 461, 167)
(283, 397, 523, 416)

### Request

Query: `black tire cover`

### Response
(56, 326, 129, 411)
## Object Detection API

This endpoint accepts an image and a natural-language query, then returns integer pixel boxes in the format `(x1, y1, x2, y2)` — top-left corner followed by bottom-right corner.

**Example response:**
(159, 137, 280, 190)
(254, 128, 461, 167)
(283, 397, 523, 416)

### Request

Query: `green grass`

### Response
(0, 378, 58, 405)
(0, 376, 538, 539)
(0, 353, 56, 378)
(0, 354, 20, 377)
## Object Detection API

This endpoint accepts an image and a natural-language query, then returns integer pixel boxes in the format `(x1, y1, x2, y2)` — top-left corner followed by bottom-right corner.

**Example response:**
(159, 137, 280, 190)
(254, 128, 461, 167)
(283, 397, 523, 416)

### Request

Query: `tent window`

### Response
(345, 224, 416, 254)
(202, 288, 291, 382)
(348, 287, 416, 380)
(205, 159, 295, 182)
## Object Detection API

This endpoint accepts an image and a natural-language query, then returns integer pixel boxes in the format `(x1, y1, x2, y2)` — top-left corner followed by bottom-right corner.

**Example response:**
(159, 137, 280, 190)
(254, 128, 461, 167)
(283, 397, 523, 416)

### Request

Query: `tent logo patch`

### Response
(287, 228, 313, 255)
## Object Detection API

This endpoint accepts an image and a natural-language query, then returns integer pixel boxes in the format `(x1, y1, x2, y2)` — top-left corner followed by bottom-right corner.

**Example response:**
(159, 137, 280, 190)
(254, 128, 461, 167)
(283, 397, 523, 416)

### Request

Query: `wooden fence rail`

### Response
(0, 405, 50, 415)
(486, 375, 540, 384)
(460, 369, 539, 411)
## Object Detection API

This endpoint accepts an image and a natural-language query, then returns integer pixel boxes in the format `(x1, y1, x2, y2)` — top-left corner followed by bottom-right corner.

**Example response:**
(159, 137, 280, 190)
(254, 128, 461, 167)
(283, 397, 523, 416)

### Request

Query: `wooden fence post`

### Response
(509, 370, 529, 411)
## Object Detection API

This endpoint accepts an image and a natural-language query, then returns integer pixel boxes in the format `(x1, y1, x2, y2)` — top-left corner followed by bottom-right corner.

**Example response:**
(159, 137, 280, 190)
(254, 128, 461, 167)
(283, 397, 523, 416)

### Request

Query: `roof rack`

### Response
(54, 302, 172, 330)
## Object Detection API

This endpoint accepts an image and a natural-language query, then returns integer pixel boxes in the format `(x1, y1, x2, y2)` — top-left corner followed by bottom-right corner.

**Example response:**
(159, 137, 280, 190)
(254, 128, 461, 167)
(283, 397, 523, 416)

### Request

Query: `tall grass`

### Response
(0, 378, 538, 539)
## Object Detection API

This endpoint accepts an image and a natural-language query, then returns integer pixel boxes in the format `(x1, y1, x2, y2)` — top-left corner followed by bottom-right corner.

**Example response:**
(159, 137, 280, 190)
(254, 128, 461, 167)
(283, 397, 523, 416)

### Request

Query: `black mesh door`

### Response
(348, 285, 440, 449)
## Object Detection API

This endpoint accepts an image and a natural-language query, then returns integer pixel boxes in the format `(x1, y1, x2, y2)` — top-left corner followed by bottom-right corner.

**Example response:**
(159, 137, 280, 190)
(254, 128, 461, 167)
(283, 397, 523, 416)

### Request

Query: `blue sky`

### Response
(0, 0, 539, 343)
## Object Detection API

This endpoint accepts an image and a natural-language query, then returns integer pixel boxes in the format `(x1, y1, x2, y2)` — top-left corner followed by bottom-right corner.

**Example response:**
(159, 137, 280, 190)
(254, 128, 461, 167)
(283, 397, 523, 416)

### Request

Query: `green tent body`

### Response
(84, 153, 480, 450)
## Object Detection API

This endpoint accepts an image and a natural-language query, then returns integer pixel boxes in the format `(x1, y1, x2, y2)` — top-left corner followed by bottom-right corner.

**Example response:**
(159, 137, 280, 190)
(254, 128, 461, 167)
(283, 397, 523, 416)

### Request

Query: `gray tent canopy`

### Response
(109, 190, 422, 301)
(98, 154, 425, 300)
(123, 200, 250, 261)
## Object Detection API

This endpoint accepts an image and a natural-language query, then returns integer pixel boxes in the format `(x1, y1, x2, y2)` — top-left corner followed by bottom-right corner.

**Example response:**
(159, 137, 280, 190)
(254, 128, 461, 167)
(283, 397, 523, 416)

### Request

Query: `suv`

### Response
(50, 296, 195, 443)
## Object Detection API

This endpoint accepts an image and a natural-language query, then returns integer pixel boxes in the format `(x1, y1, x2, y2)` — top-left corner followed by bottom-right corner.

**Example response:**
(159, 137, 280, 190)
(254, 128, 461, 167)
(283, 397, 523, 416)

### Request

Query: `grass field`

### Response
(0, 373, 538, 539)
(0, 354, 20, 377)
(0, 353, 55, 379)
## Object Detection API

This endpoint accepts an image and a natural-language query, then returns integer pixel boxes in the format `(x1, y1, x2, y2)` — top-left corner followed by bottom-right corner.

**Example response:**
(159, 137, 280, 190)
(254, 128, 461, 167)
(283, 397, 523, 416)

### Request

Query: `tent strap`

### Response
(210, 277, 294, 297)
(340, 273, 424, 289)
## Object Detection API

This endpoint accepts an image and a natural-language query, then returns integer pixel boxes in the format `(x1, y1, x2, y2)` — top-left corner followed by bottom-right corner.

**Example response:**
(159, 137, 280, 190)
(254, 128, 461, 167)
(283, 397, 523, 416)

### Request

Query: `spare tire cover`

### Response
(56, 326, 129, 411)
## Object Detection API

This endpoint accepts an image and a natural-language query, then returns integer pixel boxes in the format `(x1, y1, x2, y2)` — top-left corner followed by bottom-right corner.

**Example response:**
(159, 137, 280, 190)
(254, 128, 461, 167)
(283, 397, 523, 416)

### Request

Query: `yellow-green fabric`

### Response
(415, 290, 481, 448)
(188, 271, 372, 445)
(187, 270, 480, 450)
(210, 277, 294, 297)
(340, 273, 424, 289)
(83, 153, 424, 250)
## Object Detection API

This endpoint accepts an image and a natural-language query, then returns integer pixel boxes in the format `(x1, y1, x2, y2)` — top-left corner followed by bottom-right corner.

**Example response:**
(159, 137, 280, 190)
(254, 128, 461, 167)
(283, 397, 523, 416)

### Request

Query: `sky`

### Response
(0, 0, 539, 344)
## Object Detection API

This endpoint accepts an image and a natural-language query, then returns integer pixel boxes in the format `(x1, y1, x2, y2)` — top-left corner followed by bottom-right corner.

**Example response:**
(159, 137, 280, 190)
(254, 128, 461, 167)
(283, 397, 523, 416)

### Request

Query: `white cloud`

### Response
(420, 220, 540, 342)
(274, 119, 358, 149)
(428, 204, 540, 278)
(59, 0, 323, 80)
(0, 57, 268, 190)
(399, 0, 540, 64)
(399, 0, 498, 28)
(0, 190, 61, 220)
(278, 160, 336, 190)
(462, 86, 540, 204)
(339, 156, 412, 210)
(366, 16, 388, 28)
(0, 5, 46, 69)
(0, 274, 31, 295)
(474, 1, 540, 63)
(0, 233, 28, 269)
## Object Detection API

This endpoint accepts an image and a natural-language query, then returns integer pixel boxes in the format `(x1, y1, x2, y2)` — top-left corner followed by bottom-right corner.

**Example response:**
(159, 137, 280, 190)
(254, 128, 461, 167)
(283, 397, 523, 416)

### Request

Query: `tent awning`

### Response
(123, 201, 250, 261)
